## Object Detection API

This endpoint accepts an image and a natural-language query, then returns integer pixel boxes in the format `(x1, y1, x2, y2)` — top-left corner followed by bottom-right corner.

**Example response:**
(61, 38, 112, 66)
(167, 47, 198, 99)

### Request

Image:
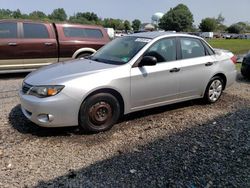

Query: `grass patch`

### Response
(236, 63, 241, 71)
(207, 39, 250, 55)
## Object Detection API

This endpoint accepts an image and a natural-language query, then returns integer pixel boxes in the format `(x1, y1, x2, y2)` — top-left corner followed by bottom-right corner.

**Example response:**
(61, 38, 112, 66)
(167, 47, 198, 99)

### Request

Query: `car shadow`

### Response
(34, 107, 250, 187)
(8, 90, 245, 138)
(8, 104, 84, 137)
(0, 72, 29, 79)
(236, 72, 250, 84)
(8, 99, 203, 138)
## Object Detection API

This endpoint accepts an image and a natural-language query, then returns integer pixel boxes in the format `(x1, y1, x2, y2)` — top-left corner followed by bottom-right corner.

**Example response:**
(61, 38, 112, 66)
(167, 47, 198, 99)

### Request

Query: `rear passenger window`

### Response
(202, 40, 215, 55)
(180, 38, 205, 59)
(23, 23, 49, 38)
(0, 22, 17, 38)
(63, 27, 103, 38)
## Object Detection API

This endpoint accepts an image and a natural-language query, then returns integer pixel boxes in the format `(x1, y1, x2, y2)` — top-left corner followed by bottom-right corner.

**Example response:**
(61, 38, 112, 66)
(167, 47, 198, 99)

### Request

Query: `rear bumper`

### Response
(225, 69, 237, 88)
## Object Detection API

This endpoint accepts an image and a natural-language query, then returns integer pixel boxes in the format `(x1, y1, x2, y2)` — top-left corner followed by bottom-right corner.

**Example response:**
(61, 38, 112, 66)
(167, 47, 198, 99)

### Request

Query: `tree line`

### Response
(0, 8, 141, 31)
(159, 4, 250, 34)
(1, 5, 249, 34)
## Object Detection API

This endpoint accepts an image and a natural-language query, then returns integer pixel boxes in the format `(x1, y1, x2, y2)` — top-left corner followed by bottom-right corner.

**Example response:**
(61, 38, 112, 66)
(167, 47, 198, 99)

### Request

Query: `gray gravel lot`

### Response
(0, 73, 249, 187)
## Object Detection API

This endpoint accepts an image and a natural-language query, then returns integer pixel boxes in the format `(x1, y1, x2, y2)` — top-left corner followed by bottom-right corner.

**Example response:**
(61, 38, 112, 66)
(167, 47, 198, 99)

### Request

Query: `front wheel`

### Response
(204, 76, 224, 104)
(79, 93, 120, 133)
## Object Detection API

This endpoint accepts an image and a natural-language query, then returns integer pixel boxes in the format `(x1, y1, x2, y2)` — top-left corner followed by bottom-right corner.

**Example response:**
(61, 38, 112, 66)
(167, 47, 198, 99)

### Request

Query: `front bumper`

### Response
(19, 91, 80, 127)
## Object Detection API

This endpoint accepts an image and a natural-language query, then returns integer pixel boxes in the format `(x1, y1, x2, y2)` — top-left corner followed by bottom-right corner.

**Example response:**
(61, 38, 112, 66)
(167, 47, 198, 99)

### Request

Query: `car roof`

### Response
(130, 31, 198, 39)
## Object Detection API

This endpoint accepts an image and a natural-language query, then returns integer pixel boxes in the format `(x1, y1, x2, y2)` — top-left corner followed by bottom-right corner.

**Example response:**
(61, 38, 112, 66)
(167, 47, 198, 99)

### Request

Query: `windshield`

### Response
(91, 36, 151, 65)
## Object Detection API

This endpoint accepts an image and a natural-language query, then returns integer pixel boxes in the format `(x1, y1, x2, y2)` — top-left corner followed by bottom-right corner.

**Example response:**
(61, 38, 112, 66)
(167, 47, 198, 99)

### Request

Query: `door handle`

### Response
(170, 68, 180, 73)
(44, 42, 53, 46)
(205, 62, 213, 66)
(8, 43, 17, 46)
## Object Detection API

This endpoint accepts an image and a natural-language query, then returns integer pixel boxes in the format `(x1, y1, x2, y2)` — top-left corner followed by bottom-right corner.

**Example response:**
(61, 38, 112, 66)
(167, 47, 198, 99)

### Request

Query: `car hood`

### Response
(25, 59, 118, 85)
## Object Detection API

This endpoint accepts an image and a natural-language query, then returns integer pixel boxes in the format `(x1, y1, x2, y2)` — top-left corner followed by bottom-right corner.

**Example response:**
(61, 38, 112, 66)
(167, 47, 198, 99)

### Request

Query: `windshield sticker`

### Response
(121, 57, 129, 62)
(135, 38, 152, 43)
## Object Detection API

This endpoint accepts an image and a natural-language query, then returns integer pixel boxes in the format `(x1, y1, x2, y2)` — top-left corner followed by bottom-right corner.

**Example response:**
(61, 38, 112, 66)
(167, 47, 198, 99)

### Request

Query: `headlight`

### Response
(27, 85, 64, 98)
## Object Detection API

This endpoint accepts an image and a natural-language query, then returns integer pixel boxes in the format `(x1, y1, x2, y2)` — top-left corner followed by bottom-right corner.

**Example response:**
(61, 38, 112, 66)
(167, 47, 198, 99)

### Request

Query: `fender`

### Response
(72, 48, 97, 59)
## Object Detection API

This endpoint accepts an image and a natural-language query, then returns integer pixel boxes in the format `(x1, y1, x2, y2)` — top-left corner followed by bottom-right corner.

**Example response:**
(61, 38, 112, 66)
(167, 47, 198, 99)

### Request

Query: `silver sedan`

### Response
(19, 32, 237, 133)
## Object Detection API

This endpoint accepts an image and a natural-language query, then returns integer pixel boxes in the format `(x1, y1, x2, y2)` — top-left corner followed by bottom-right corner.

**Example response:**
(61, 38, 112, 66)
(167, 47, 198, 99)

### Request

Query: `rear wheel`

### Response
(79, 93, 120, 133)
(204, 76, 224, 103)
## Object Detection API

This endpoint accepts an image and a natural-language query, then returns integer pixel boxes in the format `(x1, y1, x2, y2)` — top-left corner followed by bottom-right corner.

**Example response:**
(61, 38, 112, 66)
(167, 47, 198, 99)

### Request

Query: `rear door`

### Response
(178, 37, 217, 99)
(20, 22, 57, 69)
(0, 21, 24, 71)
(57, 25, 109, 60)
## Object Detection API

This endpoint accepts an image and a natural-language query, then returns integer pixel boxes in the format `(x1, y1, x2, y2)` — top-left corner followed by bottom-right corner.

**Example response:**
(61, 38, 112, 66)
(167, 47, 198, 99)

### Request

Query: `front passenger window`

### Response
(144, 38, 176, 63)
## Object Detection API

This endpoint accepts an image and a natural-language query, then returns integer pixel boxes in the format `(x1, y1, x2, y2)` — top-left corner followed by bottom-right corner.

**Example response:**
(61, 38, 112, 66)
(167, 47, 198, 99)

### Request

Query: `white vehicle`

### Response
(201, 32, 214, 39)
(105, 28, 115, 39)
(20, 32, 237, 133)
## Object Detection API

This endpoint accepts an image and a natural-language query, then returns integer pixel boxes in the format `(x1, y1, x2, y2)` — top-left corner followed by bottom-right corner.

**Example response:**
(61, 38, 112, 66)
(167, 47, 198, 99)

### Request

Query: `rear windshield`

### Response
(63, 27, 103, 38)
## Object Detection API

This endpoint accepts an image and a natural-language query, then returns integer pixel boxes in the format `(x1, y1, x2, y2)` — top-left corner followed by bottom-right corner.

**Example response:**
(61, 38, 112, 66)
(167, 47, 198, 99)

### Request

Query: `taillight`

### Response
(231, 55, 237, 64)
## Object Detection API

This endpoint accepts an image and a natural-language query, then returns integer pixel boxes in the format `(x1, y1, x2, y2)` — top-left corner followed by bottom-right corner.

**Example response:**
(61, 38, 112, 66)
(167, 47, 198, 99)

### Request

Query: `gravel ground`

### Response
(0, 73, 249, 187)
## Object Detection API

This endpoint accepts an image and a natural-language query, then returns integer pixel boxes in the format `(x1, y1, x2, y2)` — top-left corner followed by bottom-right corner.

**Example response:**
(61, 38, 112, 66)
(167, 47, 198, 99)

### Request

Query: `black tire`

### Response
(241, 68, 250, 79)
(203, 76, 224, 104)
(76, 53, 92, 59)
(79, 93, 120, 133)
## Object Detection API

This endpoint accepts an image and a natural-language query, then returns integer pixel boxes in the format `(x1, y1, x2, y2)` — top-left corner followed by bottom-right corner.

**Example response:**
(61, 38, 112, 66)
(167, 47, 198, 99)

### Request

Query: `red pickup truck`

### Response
(0, 19, 110, 73)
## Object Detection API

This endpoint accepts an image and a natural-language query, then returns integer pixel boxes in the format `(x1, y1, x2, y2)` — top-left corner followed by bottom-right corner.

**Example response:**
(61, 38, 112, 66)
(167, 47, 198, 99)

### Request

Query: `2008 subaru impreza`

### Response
(19, 32, 237, 133)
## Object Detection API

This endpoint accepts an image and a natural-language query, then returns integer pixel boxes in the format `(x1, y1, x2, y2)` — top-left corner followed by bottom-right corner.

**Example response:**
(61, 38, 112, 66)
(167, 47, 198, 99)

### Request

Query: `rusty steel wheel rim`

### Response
(88, 101, 112, 125)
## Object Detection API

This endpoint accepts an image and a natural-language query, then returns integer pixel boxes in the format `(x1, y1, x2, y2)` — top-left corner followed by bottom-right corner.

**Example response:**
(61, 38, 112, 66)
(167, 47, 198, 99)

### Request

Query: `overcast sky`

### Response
(1, 0, 249, 26)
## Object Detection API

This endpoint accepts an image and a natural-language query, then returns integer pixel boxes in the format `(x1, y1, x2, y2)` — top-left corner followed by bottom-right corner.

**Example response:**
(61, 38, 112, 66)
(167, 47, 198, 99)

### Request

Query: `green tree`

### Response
(159, 4, 194, 32)
(49, 8, 67, 21)
(215, 14, 227, 32)
(216, 13, 225, 25)
(12, 9, 22, 18)
(69, 16, 91, 24)
(227, 22, 249, 34)
(102, 18, 124, 30)
(227, 24, 241, 34)
(69, 12, 101, 25)
(29, 11, 47, 20)
(124, 20, 131, 32)
(79, 12, 99, 22)
(132, 19, 141, 31)
(199, 18, 217, 32)
(0, 9, 12, 19)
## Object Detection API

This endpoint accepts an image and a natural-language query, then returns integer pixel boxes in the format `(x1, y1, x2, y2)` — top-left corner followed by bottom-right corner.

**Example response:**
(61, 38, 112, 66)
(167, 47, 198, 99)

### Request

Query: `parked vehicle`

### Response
(0, 19, 110, 73)
(200, 32, 213, 39)
(19, 32, 237, 133)
(241, 53, 250, 79)
(105, 28, 115, 39)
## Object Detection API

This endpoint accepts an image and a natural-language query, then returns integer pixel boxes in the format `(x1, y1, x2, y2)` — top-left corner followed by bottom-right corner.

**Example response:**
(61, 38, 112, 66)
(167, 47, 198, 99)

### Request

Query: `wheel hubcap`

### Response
(208, 80, 222, 102)
(88, 102, 112, 125)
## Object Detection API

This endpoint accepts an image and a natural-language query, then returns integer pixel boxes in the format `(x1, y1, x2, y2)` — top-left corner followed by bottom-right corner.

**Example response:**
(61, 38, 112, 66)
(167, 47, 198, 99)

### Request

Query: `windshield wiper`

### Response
(91, 57, 102, 62)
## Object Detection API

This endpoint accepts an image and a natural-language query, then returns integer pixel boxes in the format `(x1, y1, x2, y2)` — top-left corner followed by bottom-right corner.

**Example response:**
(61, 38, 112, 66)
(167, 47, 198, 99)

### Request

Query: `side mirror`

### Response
(138, 56, 157, 67)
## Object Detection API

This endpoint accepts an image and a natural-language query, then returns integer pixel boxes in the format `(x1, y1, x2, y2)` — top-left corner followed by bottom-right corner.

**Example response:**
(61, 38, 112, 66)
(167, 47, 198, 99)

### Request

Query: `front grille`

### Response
(22, 82, 32, 94)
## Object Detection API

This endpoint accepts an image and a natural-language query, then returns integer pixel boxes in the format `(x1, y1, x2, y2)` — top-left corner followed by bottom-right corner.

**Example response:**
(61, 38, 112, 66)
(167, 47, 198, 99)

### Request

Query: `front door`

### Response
(0, 21, 24, 71)
(130, 37, 181, 111)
